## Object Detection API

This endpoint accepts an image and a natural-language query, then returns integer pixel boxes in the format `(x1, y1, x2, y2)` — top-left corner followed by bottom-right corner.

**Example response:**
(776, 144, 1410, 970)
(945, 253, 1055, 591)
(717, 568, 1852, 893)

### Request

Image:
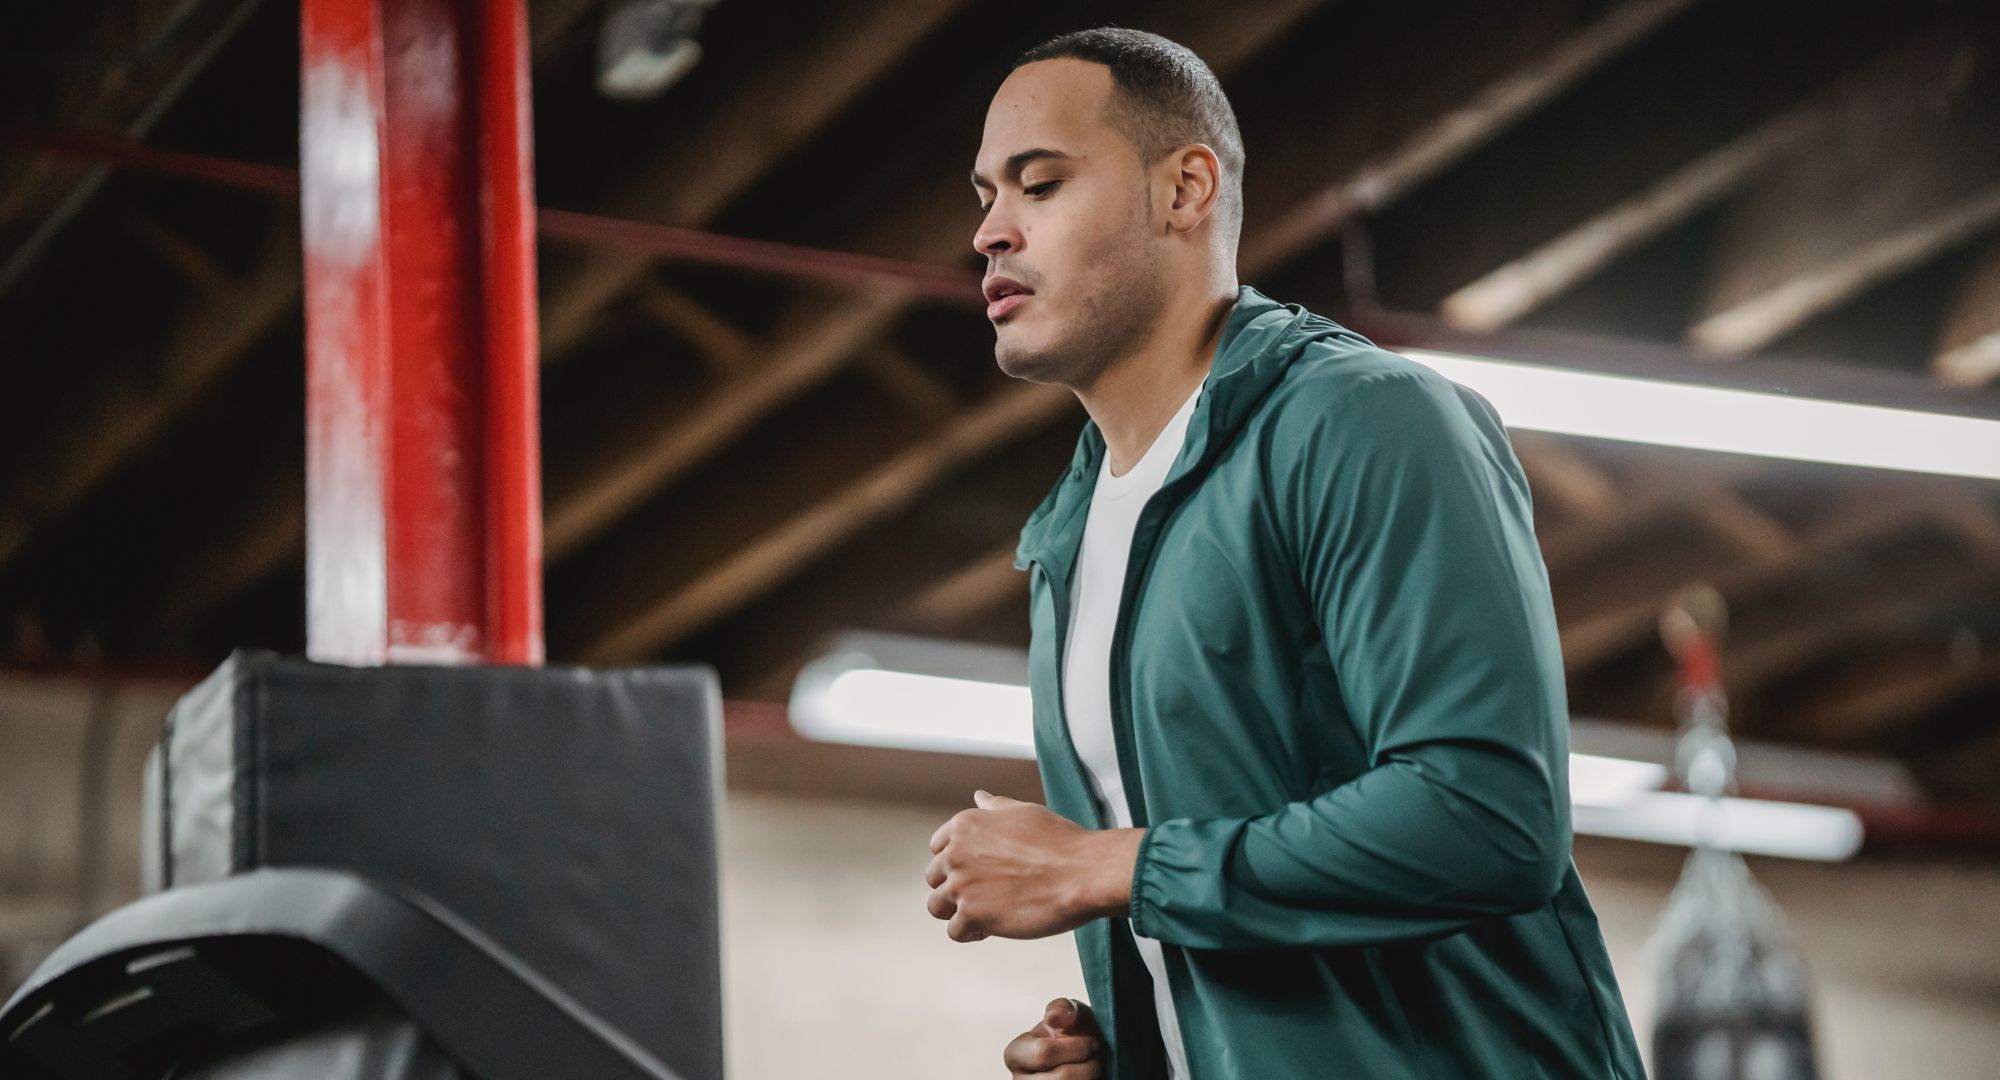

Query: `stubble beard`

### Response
(993, 235, 1169, 391)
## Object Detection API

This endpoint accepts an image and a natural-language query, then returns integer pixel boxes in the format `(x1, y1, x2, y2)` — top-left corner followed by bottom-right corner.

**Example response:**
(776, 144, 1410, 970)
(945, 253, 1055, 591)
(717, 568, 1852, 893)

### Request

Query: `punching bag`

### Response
(1649, 588, 1823, 1080)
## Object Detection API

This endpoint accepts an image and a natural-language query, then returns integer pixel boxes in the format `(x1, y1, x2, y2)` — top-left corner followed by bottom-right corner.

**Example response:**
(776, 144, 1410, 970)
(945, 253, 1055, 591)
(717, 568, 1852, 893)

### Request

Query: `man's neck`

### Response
(1076, 286, 1237, 477)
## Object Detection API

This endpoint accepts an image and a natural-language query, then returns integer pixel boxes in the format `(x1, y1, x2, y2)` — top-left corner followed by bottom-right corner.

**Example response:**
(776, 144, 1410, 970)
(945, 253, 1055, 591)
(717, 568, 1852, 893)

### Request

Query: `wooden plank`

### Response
(1934, 236, 2000, 386)
(1511, 433, 1622, 528)
(1241, 0, 1696, 277)
(0, 0, 263, 295)
(1688, 33, 2000, 355)
(1441, 105, 1826, 331)
(578, 383, 1074, 662)
(1381, 0, 1931, 314)
(1798, 654, 2000, 749)
(0, 225, 299, 570)
(900, 545, 1023, 631)
(544, 0, 1678, 566)
(855, 348, 964, 421)
(540, 0, 1328, 558)
(1559, 493, 2000, 676)
(1550, 489, 1796, 660)
(1725, 570, 2000, 707)
(633, 279, 756, 375)
(536, 0, 974, 356)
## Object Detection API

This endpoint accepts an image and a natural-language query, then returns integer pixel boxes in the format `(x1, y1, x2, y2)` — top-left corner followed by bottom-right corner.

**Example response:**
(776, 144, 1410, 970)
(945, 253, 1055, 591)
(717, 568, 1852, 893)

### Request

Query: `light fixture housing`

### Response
(788, 632, 1873, 860)
(597, 0, 717, 101)
(1400, 348, 2000, 481)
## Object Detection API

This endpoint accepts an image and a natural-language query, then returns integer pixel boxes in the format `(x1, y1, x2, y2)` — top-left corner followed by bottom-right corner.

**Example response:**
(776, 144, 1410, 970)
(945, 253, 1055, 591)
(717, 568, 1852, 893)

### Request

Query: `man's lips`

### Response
(987, 293, 1030, 320)
(983, 275, 1033, 321)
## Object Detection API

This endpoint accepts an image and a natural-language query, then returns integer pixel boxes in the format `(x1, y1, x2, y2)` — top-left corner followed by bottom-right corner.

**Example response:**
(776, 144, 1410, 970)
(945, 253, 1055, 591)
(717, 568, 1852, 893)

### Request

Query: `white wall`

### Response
(718, 790, 2000, 1080)
(3, 668, 1997, 1078)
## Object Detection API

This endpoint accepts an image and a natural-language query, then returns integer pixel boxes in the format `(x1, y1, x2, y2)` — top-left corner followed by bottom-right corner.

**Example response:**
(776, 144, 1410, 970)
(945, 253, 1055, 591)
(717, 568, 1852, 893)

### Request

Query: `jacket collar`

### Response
(1013, 284, 1323, 576)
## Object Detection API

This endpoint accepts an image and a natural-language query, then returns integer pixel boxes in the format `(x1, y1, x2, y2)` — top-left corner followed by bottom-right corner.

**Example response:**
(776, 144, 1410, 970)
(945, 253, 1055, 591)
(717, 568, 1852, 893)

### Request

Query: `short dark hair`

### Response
(1014, 28, 1244, 239)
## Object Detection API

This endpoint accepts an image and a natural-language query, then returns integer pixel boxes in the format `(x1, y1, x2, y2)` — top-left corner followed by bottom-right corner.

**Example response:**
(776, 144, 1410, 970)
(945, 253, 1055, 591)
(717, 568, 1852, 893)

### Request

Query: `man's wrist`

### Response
(1071, 827, 1146, 922)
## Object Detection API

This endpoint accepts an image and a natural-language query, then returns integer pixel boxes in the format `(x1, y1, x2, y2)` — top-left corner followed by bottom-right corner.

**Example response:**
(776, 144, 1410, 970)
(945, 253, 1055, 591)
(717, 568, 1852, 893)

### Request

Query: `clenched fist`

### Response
(925, 790, 1144, 942)
(1004, 997, 1104, 1079)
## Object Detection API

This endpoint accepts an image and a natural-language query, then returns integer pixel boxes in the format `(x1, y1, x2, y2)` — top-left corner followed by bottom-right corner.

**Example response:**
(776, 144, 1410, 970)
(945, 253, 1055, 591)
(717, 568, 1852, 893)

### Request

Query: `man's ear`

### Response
(1164, 143, 1222, 233)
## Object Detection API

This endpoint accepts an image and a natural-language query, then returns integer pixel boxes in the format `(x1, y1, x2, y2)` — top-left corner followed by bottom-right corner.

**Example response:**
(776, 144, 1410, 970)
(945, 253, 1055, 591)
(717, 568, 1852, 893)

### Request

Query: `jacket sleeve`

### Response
(1129, 366, 1573, 951)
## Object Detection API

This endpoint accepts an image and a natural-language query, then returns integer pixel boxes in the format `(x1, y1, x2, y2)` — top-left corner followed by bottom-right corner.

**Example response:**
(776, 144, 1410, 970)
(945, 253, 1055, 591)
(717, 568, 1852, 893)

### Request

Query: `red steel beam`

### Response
(477, 0, 544, 666)
(299, 0, 543, 665)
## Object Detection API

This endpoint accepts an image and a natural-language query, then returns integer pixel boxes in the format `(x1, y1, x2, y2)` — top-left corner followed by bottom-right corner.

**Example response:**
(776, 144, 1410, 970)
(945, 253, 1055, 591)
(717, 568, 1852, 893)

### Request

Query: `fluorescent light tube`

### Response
(1572, 791, 1864, 862)
(802, 671, 1661, 802)
(800, 668, 1035, 760)
(791, 653, 1861, 861)
(1569, 753, 1669, 808)
(1400, 348, 2000, 481)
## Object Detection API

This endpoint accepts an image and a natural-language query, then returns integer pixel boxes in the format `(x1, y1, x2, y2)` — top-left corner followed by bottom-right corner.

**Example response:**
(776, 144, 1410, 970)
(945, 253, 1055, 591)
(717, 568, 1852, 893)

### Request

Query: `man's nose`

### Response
(973, 207, 1020, 257)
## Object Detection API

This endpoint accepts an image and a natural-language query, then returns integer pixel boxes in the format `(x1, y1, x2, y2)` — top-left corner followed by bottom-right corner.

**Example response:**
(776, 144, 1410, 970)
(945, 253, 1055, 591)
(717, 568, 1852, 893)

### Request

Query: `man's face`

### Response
(972, 60, 1169, 387)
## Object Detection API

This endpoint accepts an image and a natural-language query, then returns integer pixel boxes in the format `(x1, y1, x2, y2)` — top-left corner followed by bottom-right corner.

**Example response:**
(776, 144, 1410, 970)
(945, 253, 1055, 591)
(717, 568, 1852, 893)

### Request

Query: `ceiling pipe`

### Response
(1, 126, 985, 304)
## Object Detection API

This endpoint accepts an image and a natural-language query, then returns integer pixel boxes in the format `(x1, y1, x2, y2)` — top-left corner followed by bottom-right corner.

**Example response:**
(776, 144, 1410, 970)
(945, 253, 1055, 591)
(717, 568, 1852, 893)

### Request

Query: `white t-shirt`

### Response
(1062, 380, 1203, 1080)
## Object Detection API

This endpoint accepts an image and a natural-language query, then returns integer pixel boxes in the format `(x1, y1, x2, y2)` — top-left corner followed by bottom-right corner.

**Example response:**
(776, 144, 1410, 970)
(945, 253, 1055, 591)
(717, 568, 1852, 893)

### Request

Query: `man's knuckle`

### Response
(1012, 1037, 1052, 1070)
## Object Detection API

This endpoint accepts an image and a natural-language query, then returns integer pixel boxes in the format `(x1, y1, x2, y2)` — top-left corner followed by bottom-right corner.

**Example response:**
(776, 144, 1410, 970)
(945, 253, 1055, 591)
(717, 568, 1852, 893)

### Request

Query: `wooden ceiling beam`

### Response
(1933, 236, 2000, 386)
(0, 221, 299, 572)
(1794, 653, 2000, 750)
(1550, 487, 1797, 666)
(632, 279, 756, 376)
(536, 0, 974, 357)
(855, 348, 964, 422)
(1688, 32, 2000, 355)
(543, 0, 1675, 571)
(539, 0, 1327, 559)
(121, 210, 233, 291)
(731, 542, 1027, 702)
(1509, 434, 1622, 530)
(1724, 571, 2000, 708)
(544, 289, 918, 557)
(637, 277, 960, 418)
(1441, 101, 1827, 332)
(898, 544, 1023, 634)
(1240, 0, 1696, 279)
(0, 0, 262, 296)
(1559, 492, 2000, 678)
(1377, 2, 1955, 316)
(1537, 477, 1750, 577)
(577, 381, 1073, 662)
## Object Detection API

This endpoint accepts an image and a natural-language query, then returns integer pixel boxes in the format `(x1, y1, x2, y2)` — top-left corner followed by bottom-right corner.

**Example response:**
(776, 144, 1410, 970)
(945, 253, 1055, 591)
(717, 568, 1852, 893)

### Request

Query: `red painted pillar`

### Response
(300, 0, 544, 665)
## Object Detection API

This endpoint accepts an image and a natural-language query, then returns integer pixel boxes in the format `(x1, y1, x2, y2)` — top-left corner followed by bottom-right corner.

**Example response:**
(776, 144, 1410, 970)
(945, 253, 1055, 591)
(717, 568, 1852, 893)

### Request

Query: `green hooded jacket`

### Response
(1014, 286, 1646, 1079)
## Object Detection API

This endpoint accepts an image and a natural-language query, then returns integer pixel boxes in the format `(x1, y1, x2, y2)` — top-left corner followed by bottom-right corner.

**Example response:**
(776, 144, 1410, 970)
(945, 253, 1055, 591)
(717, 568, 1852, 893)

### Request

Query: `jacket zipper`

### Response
(1106, 459, 1216, 1080)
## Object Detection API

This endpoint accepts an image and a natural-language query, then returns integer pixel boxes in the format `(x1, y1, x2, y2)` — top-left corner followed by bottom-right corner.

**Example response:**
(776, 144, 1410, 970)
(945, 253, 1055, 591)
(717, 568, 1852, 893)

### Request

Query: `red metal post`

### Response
(475, 0, 545, 665)
(300, 0, 543, 666)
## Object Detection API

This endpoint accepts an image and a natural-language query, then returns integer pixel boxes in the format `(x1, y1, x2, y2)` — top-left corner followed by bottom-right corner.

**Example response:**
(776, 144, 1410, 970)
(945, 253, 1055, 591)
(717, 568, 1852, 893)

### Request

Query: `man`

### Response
(923, 28, 1645, 1080)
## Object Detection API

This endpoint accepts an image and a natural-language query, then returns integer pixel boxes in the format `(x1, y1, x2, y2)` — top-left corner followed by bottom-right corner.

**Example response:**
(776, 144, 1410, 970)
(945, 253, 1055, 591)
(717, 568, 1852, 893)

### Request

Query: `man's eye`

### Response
(1025, 181, 1058, 198)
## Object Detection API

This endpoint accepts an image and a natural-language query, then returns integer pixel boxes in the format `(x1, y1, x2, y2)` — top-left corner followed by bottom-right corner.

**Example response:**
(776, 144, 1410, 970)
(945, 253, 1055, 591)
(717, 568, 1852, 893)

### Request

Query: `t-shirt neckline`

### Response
(1094, 380, 1205, 501)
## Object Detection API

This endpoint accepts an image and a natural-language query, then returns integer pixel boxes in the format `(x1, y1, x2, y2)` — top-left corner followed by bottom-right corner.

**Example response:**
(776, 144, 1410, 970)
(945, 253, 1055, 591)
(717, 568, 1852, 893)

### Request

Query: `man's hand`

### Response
(1003, 997, 1104, 1079)
(925, 790, 1143, 942)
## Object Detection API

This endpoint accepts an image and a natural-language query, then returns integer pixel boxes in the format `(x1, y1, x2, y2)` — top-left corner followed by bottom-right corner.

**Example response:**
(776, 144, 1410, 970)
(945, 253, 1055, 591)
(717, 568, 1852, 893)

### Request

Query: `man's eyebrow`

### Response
(970, 147, 1074, 190)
